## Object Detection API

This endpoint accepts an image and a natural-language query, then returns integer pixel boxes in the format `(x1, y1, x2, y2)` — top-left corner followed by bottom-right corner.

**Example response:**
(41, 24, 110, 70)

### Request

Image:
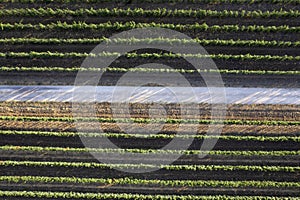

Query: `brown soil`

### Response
(0, 120, 299, 135)
(0, 102, 299, 121)
(1, 71, 299, 88)
(0, 1, 299, 198)
(0, 1, 299, 87)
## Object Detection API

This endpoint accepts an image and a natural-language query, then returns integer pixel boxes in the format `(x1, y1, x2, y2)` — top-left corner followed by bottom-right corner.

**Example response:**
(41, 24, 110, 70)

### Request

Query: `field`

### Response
(0, 0, 299, 199)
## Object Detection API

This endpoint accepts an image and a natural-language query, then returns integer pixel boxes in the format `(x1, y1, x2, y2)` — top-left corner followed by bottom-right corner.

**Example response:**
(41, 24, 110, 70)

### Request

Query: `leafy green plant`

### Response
(0, 66, 299, 75)
(0, 175, 298, 188)
(1, 145, 299, 156)
(1, 22, 299, 33)
(1, 115, 299, 126)
(1, 38, 299, 47)
(1, 160, 299, 172)
(0, 190, 298, 200)
(0, 8, 299, 18)
(1, 51, 299, 61)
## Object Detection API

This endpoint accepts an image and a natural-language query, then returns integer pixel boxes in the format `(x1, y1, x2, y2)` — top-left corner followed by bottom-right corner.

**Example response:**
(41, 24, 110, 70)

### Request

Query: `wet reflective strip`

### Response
(0, 86, 299, 105)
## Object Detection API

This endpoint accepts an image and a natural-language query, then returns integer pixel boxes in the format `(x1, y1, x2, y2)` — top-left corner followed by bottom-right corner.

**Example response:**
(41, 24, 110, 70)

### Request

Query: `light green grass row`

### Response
(1, 38, 300, 47)
(1, 160, 299, 172)
(1, 8, 300, 18)
(1, 66, 299, 75)
(0, 130, 298, 142)
(1, 115, 299, 126)
(1, 0, 300, 4)
(0, 190, 297, 200)
(1, 22, 299, 32)
(1, 176, 299, 188)
(1, 145, 299, 156)
(1, 51, 300, 61)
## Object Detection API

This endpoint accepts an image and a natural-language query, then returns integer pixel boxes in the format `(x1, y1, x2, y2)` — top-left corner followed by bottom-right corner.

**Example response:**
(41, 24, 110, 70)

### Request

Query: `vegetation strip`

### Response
(1, 22, 300, 33)
(1, 51, 300, 61)
(1, 129, 299, 142)
(0, 191, 298, 200)
(0, 130, 298, 142)
(0, 176, 299, 188)
(1, 0, 300, 4)
(0, 1, 298, 199)
(1, 38, 300, 47)
(1, 8, 300, 18)
(1, 160, 299, 172)
(1, 66, 299, 75)
(1, 115, 299, 126)
(1, 145, 299, 156)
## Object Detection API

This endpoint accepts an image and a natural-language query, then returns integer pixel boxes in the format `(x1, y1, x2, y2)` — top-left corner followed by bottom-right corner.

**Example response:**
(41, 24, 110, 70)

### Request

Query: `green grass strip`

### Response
(0, 190, 298, 200)
(1, 37, 300, 47)
(1, 8, 300, 18)
(1, 115, 299, 126)
(1, 51, 299, 61)
(0, 66, 299, 75)
(0, 176, 299, 188)
(1, 21, 299, 33)
(1, 0, 300, 4)
(0, 130, 298, 142)
(1, 160, 299, 172)
(1, 145, 299, 156)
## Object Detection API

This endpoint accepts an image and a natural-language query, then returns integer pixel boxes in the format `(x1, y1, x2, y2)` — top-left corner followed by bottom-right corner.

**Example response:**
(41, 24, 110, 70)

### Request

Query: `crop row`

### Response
(1, 8, 300, 18)
(0, 130, 298, 142)
(1, 22, 299, 32)
(1, 66, 299, 75)
(1, 145, 299, 156)
(1, 0, 300, 4)
(0, 190, 297, 200)
(1, 176, 299, 188)
(1, 37, 300, 47)
(1, 160, 299, 172)
(1, 116, 299, 126)
(1, 51, 300, 61)
(0, 130, 298, 139)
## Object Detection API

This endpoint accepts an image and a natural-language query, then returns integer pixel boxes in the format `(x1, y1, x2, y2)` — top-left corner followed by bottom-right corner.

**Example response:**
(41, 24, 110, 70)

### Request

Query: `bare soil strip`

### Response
(0, 102, 299, 121)
(0, 72, 299, 87)
(0, 1, 298, 198)
(1, 150, 299, 166)
(0, 120, 299, 135)
(0, 183, 298, 196)
(2, 44, 299, 56)
(2, 1, 300, 12)
(0, 165, 298, 182)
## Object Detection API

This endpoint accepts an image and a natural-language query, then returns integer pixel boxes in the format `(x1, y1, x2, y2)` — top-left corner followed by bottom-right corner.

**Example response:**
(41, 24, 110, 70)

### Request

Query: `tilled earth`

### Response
(0, 101, 299, 198)
(0, 0, 299, 199)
